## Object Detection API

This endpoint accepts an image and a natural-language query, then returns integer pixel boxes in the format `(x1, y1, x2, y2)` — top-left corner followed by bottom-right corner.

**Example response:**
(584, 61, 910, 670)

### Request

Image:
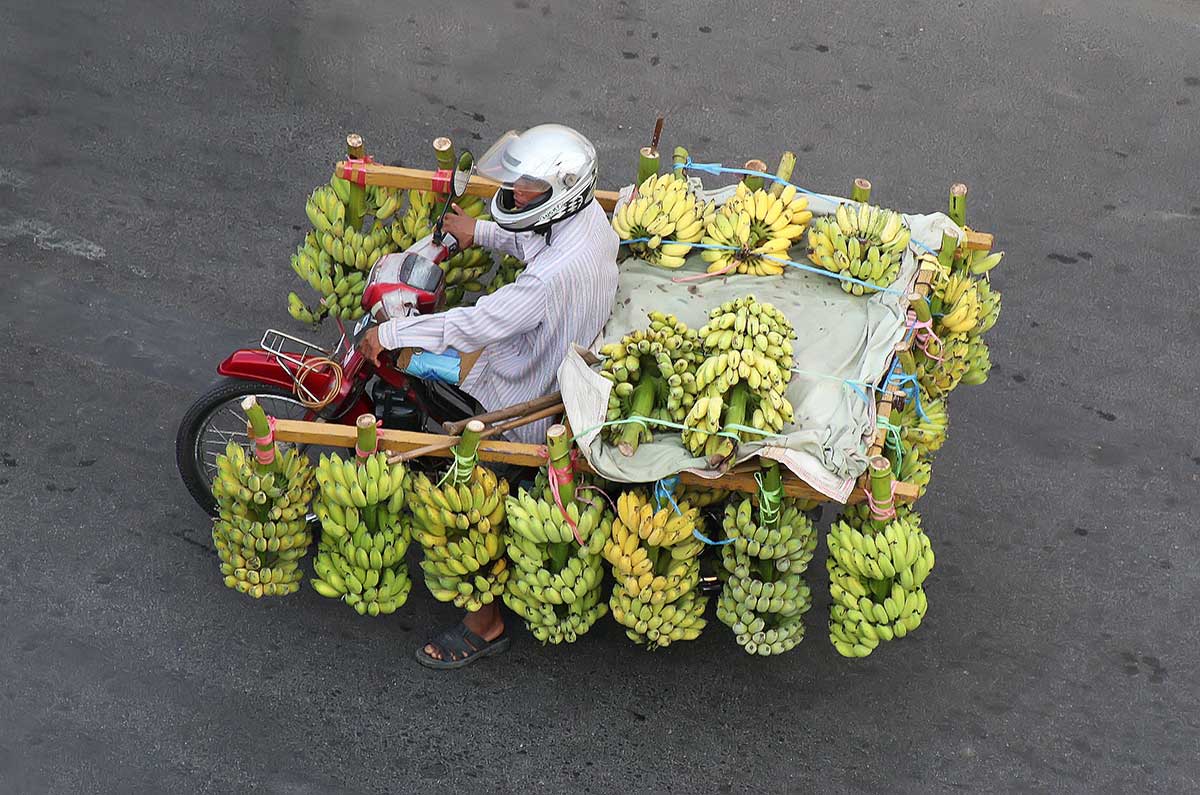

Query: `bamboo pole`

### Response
(769, 151, 796, 197)
(241, 396, 277, 473)
(346, 134, 367, 232)
(851, 178, 872, 203)
(433, 137, 456, 174)
(948, 183, 967, 228)
(443, 392, 564, 435)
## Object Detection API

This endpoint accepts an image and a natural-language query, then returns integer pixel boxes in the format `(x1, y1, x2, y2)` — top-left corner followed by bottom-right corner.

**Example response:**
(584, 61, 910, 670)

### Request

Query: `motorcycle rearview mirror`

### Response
(434, 150, 475, 246)
(451, 150, 475, 198)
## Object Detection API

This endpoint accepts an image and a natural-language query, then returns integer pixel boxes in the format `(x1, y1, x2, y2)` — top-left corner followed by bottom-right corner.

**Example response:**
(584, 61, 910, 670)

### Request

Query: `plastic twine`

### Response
(755, 470, 783, 529)
(437, 443, 478, 487)
(876, 416, 905, 476)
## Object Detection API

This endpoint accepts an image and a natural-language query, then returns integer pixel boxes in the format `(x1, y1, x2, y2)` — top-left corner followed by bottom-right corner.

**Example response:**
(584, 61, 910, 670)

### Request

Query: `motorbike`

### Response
(176, 152, 484, 515)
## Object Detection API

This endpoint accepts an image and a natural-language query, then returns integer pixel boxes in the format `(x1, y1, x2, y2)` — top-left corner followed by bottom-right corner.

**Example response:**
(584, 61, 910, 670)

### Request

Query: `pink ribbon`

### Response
(253, 416, 277, 466)
(865, 479, 898, 521)
(545, 447, 584, 545)
(671, 261, 735, 284)
(340, 155, 376, 187)
(907, 310, 944, 362)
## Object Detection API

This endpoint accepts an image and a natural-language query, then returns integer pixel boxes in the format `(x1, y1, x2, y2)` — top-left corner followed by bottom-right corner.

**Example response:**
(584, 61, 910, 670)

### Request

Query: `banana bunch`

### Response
(931, 273, 983, 335)
(895, 395, 948, 456)
(503, 487, 612, 644)
(307, 178, 396, 271)
(368, 186, 403, 222)
(604, 491, 708, 648)
(681, 296, 797, 459)
(671, 481, 729, 508)
(598, 312, 703, 454)
(390, 190, 490, 250)
(827, 509, 934, 658)
(310, 452, 412, 616)
(807, 204, 910, 295)
(700, 184, 811, 276)
(288, 232, 368, 324)
(715, 495, 817, 655)
(960, 335, 993, 386)
(976, 279, 1002, 335)
(952, 245, 1004, 277)
(484, 254, 527, 295)
(407, 466, 511, 612)
(902, 334, 971, 399)
(611, 173, 710, 268)
(897, 440, 932, 499)
(212, 443, 315, 598)
(290, 176, 396, 324)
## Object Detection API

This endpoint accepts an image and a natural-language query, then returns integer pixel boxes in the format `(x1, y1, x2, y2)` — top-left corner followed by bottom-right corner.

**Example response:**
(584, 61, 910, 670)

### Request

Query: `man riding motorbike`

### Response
(357, 124, 619, 669)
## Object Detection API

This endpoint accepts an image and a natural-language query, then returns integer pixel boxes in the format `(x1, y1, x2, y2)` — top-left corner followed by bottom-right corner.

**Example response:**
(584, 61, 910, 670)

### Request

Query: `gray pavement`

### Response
(1, 0, 1198, 791)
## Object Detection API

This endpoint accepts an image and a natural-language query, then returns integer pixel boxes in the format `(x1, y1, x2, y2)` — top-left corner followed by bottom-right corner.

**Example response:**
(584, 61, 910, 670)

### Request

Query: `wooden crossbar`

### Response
(272, 419, 918, 504)
(333, 161, 994, 251)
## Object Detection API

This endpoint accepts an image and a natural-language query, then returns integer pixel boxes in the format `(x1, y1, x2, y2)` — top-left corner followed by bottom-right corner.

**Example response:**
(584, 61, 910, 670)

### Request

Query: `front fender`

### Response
(216, 349, 373, 422)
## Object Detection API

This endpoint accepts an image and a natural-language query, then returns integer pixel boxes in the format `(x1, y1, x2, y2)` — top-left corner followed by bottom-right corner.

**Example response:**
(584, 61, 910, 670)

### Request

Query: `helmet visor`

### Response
(476, 130, 552, 194)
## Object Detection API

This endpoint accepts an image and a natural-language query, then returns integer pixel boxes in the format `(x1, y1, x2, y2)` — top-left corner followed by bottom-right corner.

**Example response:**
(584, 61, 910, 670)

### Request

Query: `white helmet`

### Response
(476, 124, 597, 233)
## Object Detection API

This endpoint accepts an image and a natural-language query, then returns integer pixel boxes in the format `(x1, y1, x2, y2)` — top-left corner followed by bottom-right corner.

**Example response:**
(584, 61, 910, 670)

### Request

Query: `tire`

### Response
(176, 378, 316, 516)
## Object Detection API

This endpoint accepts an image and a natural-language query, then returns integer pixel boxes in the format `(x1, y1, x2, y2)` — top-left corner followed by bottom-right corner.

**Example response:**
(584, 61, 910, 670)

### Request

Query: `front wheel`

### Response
(175, 378, 316, 515)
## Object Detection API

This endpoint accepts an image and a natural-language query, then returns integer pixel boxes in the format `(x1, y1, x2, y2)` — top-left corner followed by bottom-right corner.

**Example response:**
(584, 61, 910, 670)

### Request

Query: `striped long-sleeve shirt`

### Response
(378, 200, 619, 443)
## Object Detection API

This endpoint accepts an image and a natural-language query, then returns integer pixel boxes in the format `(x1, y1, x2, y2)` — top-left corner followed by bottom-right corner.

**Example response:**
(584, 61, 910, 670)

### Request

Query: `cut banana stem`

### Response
(948, 183, 968, 228)
(761, 461, 783, 531)
(454, 420, 484, 481)
(938, 230, 958, 271)
(241, 397, 277, 474)
(909, 292, 932, 323)
(433, 136, 456, 173)
(546, 424, 576, 505)
(769, 152, 796, 197)
(672, 146, 690, 169)
(742, 159, 767, 191)
(851, 178, 872, 204)
(355, 413, 378, 459)
(717, 382, 751, 460)
(637, 146, 660, 187)
(345, 134, 368, 233)
(868, 456, 894, 526)
(618, 376, 659, 456)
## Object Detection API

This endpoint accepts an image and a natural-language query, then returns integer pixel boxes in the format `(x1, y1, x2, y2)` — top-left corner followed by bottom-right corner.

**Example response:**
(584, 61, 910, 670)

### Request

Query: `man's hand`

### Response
(441, 204, 477, 250)
(357, 326, 386, 366)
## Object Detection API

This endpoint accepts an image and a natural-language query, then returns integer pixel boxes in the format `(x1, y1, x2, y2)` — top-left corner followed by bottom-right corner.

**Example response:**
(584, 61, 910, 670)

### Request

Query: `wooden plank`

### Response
(271, 419, 916, 503)
(334, 162, 623, 211)
(965, 229, 993, 251)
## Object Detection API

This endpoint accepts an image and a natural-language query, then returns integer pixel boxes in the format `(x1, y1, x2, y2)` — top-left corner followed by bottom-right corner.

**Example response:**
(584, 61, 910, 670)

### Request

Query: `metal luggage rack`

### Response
(260, 329, 340, 407)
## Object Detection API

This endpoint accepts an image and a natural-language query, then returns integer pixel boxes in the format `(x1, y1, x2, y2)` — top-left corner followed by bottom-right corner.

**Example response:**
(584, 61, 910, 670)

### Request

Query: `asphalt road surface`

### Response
(2, 0, 1198, 792)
